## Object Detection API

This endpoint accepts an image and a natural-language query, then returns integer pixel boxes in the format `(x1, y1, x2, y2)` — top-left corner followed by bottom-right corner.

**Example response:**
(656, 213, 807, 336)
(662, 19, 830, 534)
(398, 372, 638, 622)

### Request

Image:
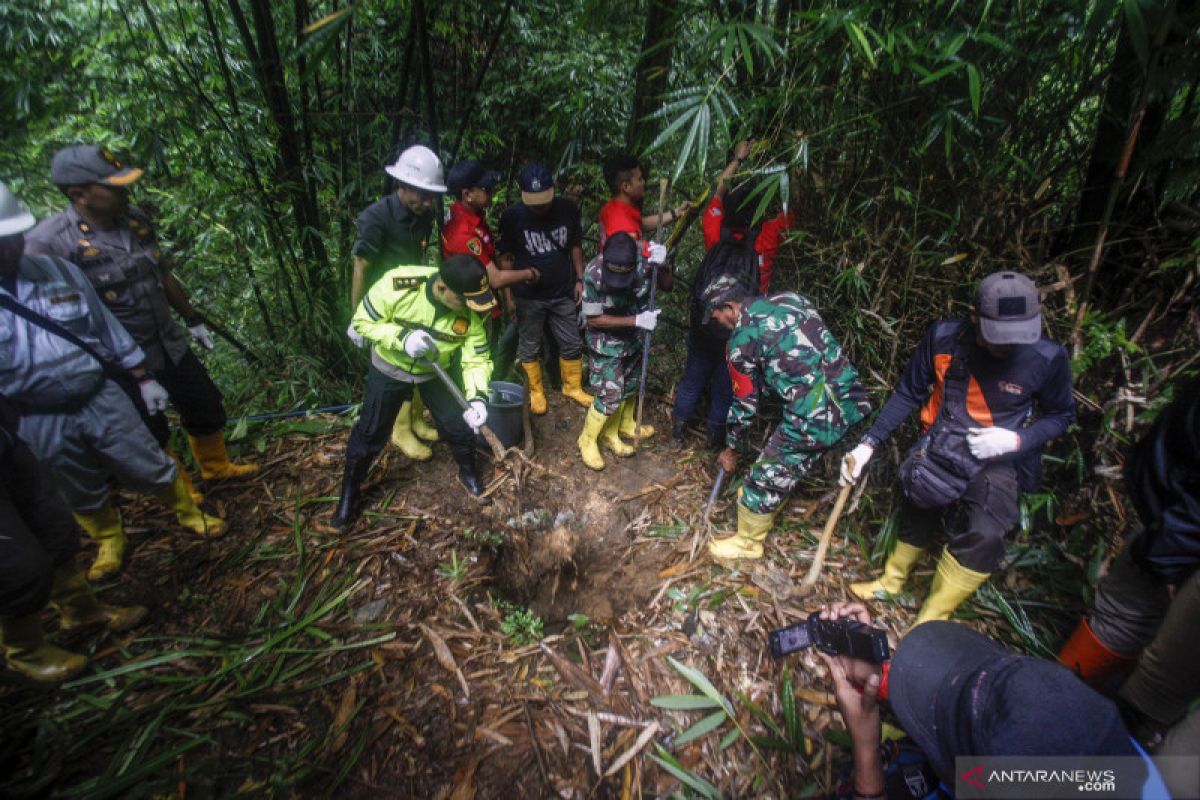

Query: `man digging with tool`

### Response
(577, 232, 670, 470)
(842, 271, 1074, 625)
(332, 255, 495, 531)
(705, 274, 870, 561)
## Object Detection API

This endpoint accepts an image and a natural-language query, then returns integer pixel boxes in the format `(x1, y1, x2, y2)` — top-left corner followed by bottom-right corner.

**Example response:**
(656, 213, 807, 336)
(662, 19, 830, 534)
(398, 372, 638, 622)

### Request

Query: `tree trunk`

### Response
(626, 0, 681, 152)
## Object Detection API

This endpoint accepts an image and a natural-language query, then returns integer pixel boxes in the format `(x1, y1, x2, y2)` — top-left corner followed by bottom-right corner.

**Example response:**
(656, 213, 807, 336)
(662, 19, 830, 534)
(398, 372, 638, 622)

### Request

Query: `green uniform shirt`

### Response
(581, 254, 653, 359)
(352, 265, 492, 400)
(726, 292, 869, 450)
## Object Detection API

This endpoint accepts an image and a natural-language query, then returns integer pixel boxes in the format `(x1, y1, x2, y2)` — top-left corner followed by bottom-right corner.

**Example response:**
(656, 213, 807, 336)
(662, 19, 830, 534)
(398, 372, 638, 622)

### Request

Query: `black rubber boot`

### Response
(331, 460, 368, 531)
(670, 418, 690, 448)
(457, 462, 484, 497)
(706, 424, 727, 452)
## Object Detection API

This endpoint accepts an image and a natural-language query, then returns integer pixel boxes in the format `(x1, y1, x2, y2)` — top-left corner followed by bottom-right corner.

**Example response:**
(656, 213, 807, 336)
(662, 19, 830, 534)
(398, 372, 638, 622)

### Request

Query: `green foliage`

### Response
(436, 550, 467, 581)
(499, 605, 544, 646)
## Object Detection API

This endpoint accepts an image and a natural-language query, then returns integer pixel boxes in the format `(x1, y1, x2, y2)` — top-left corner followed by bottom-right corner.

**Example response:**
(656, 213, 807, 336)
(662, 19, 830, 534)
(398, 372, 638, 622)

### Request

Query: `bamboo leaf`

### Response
(967, 63, 981, 117)
(918, 61, 965, 85)
(666, 656, 732, 714)
(649, 746, 722, 799)
(651, 694, 722, 710)
(1123, 0, 1149, 66)
(719, 727, 741, 750)
(844, 21, 876, 68)
(673, 711, 727, 746)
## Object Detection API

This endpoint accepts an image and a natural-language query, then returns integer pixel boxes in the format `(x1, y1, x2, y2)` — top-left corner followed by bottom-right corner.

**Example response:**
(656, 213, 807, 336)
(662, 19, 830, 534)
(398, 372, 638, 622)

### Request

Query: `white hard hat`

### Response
(0, 181, 36, 237)
(384, 145, 447, 193)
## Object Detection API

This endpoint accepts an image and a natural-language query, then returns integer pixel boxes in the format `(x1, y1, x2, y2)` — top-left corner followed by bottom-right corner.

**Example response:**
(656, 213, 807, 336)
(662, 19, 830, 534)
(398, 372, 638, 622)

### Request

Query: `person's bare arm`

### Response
(586, 314, 637, 331)
(640, 202, 691, 232)
(714, 139, 753, 202)
(160, 263, 200, 321)
(487, 259, 537, 290)
(571, 245, 585, 304)
(351, 255, 370, 310)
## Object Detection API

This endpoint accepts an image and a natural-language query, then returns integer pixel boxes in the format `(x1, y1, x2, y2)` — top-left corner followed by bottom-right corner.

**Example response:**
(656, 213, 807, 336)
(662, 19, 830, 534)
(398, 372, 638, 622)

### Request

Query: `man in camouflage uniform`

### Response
(577, 232, 669, 469)
(706, 274, 870, 559)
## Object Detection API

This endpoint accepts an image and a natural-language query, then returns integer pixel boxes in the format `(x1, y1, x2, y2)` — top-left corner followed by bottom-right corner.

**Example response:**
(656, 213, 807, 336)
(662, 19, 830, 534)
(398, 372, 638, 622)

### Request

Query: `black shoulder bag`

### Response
(897, 352, 985, 509)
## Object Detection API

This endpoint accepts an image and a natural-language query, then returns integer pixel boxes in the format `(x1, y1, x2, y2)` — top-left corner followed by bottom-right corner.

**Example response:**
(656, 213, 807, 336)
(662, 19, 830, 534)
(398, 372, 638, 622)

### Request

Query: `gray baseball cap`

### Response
(51, 145, 143, 187)
(976, 271, 1041, 345)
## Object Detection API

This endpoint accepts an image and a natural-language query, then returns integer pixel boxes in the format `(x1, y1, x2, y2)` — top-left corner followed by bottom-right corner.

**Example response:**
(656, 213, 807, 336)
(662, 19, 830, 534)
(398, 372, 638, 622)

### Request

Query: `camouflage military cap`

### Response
(702, 273, 748, 317)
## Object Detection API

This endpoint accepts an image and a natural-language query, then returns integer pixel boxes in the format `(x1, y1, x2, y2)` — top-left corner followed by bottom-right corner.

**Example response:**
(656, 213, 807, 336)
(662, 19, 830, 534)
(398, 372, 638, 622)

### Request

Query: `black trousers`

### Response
(897, 460, 1019, 573)
(0, 439, 79, 618)
(136, 349, 228, 446)
(345, 365, 476, 469)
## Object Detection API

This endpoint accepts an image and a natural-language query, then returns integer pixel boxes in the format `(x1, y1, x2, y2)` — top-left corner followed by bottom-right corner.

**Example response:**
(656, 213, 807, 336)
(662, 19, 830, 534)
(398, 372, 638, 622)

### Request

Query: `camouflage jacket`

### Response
(726, 293, 869, 450)
(581, 254, 654, 358)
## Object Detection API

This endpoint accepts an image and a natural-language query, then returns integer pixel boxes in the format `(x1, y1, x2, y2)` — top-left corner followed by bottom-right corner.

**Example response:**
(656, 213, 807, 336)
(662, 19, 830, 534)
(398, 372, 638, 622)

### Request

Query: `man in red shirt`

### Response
(672, 141, 796, 448)
(442, 160, 538, 389)
(598, 154, 689, 249)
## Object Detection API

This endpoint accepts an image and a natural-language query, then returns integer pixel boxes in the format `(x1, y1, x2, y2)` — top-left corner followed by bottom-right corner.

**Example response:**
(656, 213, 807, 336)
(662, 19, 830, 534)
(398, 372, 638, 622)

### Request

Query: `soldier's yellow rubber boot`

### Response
(600, 410, 635, 457)
(187, 432, 259, 480)
(74, 504, 126, 582)
(914, 550, 990, 625)
(522, 361, 548, 415)
(618, 397, 654, 441)
(0, 614, 87, 683)
(49, 562, 147, 633)
(559, 358, 594, 407)
(166, 448, 203, 503)
(849, 541, 924, 600)
(390, 401, 433, 461)
(410, 389, 439, 442)
(155, 476, 227, 538)
(709, 502, 776, 560)
(577, 406, 609, 470)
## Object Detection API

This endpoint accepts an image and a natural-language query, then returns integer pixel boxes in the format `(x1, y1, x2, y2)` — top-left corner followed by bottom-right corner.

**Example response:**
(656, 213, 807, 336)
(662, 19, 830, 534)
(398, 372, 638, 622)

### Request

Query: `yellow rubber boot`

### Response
(522, 361, 548, 415)
(709, 502, 776, 561)
(0, 614, 87, 683)
(600, 410, 635, 457)
(559, 358, 594, 407)
(849, 541, 924, 600)
(410, 388, 439, 442)
(155, 476, 227, 538)
(390, 401, 433, 461)
(49, 562, 146, 633)
(188, 431, 259, 481)
(577, 406, 609, 470)
(74, 504, 127, 582)
(914, 550, 991, 625)
(618, 397, 654, 441)
(165, 448, 203, 503)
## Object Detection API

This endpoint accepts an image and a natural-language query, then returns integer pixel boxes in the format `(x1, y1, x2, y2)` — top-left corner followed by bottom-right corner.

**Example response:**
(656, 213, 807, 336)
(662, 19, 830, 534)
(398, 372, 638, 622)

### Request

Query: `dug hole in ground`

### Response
(2, 388, 951, 798)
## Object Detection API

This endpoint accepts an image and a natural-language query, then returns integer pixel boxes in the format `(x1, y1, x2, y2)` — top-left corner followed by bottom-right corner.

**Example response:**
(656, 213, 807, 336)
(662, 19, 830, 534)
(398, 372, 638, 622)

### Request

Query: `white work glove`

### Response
(839, 442, 875, 486)
(188, 323, 215, 351)
(645, 241, 668, 266)
(462, 399, 488, 432)
(635, 309, 661, 331)
(138, 379, 170, 414)
(967, 427, 1021, 459)
(403, 330, 438, 359)
(346, 322, 366, 348)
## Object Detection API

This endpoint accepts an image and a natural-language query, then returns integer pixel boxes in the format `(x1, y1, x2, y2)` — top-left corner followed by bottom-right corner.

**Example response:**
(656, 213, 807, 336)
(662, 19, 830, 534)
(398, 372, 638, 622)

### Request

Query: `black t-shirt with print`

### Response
(497, 198, 581, 301)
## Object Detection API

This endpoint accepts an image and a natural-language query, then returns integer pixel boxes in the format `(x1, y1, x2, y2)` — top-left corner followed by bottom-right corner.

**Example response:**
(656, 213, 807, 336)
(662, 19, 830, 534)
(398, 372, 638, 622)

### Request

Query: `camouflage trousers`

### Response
(741, 395, 865, 515)
(587, 349, 640, 415)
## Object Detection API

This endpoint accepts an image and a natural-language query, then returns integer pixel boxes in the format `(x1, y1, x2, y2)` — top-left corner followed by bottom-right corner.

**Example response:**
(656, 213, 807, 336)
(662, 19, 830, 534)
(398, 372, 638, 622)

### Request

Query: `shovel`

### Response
(423, 358, 508, 463)
(799, 457, 856, 593)
(702, 466, 727, 525)
(633, 177, 671, 440)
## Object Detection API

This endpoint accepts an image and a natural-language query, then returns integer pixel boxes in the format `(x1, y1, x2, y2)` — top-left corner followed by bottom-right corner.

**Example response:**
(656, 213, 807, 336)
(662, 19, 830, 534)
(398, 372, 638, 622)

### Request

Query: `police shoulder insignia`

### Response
(105, 290, 119, 302)
(467, 237, 483, 256)
(452, 318, 469, 336)
(392, 276, 423, 291)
